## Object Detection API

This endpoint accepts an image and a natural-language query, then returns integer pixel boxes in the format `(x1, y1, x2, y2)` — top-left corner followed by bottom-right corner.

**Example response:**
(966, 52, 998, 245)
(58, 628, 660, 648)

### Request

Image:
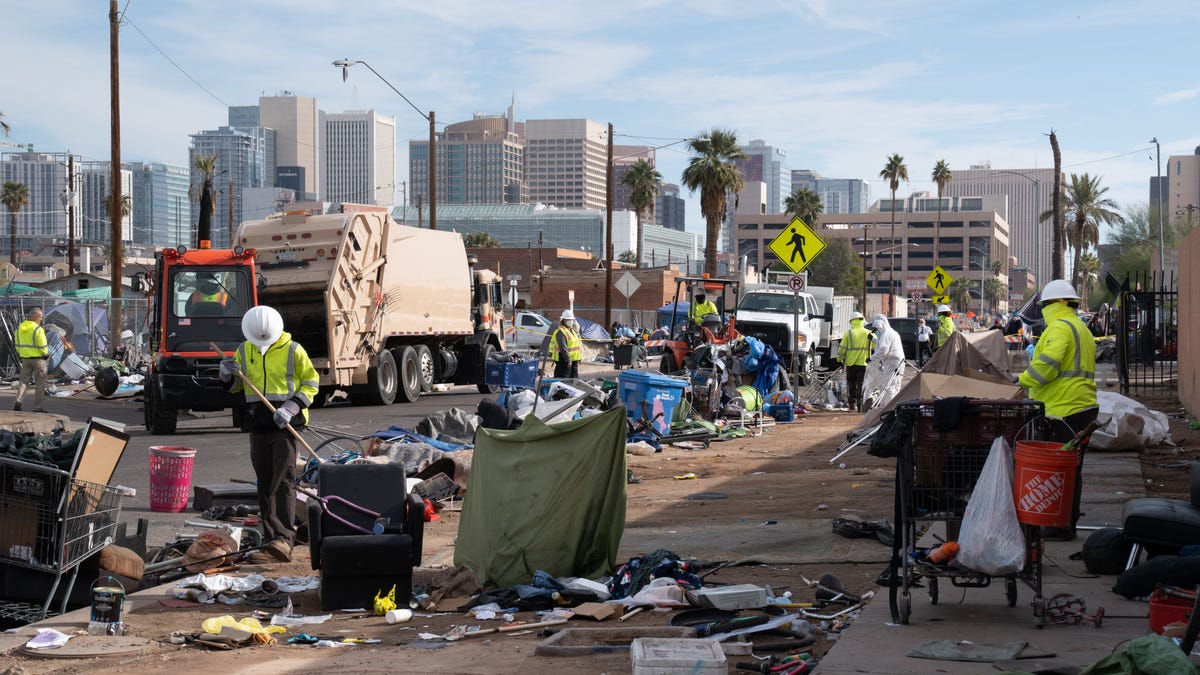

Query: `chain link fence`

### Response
(0, 297, 149, 379)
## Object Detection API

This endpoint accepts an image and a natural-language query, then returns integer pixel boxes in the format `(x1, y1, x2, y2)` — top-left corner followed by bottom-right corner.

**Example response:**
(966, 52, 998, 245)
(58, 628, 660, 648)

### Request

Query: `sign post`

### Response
(786, 273, 808, 382)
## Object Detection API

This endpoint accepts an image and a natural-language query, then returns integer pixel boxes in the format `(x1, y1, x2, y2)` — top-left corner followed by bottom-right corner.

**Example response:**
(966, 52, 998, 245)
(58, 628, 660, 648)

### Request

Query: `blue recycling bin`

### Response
(618, 370, 688, 436)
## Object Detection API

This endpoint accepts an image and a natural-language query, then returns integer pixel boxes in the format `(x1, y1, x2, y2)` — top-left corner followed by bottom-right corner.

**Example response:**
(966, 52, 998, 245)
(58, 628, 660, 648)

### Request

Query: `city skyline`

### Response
(4, 1, 1198, 246)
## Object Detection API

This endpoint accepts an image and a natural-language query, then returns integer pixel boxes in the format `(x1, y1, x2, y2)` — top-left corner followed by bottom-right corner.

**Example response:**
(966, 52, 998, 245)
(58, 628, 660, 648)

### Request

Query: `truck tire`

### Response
(659, 351, 676, 374)
(357, 350, 398, 406)
(797, 350, 815, 386)
(394, 346, 422, 404)
(477, 343, 501, 394)
(144, 381, 178, 435)
(415, 345, 435, 392)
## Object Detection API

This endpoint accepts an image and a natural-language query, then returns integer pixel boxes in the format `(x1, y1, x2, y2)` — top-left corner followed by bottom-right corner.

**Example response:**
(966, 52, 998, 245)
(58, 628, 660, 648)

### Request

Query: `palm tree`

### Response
(879, 154, 909, 296)
(1061, 173, 1122, 290)
(948, 277, 973, 312)
(107, 192, 133, 240)
(620, 158, 663, 267)
(191, 153, 218, 246)
(783, 187, 824, 228)
(1049, 131, 1064, 280)
(1076, 251, 1100, 309)
(463, 231, 501, 248)
(1, 181, 30, 268)
(0, 110, 10, 136)
(682, 129, 745, 276)
(931, 160, 952, 262)
(618, 249, 638, 265)
(983, 277, 1007, 313)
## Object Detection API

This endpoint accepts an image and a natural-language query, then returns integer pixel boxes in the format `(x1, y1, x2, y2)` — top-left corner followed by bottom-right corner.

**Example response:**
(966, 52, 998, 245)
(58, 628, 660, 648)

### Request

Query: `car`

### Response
(884, 317, 920, 361)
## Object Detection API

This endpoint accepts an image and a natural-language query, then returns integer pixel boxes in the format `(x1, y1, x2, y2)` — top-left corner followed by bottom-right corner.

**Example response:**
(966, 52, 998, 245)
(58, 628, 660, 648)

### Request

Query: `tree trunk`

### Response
(1071, 217, 1084, 290)
(704, 213, 719, 277)
(197, 180, 214, 246)
(1049, 131, 1063, 281)
(9, 214, 16, 268)
(934, 190, 942, 262)
(636, 207, 645, 267)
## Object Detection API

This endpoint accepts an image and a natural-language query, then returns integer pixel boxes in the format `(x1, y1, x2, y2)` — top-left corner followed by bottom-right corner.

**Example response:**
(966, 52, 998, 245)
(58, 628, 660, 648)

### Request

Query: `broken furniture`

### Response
(307, 462, 424, 610)
(1122, 460, 1200, 569)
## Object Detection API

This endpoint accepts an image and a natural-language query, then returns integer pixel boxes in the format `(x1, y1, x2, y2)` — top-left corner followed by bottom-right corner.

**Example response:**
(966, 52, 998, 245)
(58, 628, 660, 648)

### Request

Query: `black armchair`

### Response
(1122, 461, 1200, 569)
(307, 462, 424, 610)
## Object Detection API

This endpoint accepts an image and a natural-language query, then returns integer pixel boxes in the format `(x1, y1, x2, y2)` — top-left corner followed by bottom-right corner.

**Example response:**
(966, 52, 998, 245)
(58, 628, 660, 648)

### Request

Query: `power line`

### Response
(122, 15, 228, 108)
(1064, 147, 1152, 169)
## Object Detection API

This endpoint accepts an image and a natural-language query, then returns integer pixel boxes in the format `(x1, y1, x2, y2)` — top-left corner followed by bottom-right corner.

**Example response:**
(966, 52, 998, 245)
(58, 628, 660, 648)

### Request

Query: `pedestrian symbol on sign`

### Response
(788, 228, 807, 264)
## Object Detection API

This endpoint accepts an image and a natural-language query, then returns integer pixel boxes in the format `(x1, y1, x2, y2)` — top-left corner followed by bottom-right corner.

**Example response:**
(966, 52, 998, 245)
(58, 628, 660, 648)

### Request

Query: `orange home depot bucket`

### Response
(1013, 441, 1079, 527)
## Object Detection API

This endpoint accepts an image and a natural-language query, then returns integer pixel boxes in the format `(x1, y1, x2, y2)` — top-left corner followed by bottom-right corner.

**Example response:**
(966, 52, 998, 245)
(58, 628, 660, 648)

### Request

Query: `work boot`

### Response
(264, 539, 292, 562)
(12, 402, 20, 412)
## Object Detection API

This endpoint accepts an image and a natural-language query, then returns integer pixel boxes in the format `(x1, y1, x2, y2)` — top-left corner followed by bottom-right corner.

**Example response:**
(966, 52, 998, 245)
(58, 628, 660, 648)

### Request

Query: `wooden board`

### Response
(18, 636, 156, 659)
(72, 419, 130, 487)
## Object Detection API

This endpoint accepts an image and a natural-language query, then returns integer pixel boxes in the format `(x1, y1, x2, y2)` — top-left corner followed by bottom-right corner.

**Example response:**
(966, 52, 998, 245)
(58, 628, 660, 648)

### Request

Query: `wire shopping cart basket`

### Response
(0, 455, 125, 625)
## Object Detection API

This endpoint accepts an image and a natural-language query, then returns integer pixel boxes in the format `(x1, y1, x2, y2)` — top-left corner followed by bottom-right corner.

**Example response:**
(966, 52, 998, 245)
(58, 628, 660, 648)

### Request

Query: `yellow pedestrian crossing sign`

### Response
(927, 266, 953, 293)
(768, 217, 826, 274)
(931, 294, 951, 305)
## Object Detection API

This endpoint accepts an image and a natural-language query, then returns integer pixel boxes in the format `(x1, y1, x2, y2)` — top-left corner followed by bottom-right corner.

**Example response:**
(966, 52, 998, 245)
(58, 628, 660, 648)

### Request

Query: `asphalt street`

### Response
(41, 385, 492, 551)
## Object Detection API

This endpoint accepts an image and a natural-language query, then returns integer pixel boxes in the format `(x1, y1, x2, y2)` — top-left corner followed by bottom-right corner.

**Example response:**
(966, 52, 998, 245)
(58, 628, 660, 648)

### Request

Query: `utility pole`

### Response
(604, 122, 614, 329)
(429, 111, 437, 230)
(109, 0, 122, 301)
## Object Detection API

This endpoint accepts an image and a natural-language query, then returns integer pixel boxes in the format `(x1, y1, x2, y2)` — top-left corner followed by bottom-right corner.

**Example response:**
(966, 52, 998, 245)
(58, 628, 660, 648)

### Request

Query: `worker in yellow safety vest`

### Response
(837, 312, 873, 412)
(13, 307, 49, 412)
(219, 305, 320, 563)
(548, 309, 582, 379)
(934, 304, 956, 349)
(187, 273, 230, 314)
(689, 292, 719, 326)
(1017, 279, 1097, 541)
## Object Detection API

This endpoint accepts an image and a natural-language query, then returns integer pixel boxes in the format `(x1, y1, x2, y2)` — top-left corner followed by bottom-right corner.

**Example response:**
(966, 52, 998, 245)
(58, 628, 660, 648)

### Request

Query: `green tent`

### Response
(0, 283, 42, 296)
(60, 286, 113, 300)
(454, 407, 627, 587)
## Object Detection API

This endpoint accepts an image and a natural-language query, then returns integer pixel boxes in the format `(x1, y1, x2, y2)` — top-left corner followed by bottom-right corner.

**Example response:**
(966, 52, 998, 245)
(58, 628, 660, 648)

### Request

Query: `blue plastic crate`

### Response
(484, 360, 539, 389)
(766, 403, 794, 423)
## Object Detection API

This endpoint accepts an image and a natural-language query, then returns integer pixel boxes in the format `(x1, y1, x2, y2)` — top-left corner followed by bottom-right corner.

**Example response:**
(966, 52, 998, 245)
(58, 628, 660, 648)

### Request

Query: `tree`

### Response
(620, 159, 662, 267)
(191, 153, 218, 246)
(617, 249, 638, 264)
(948, 277, 973, 312)
(931, 160, 952, 262)
(463, 231, 500, 248)
(783, 187, 824, 227)
(879, 154, 909, 295)
(107, 192, 133, 241)
(804, 238, 863, 297)
(1076, 251, 1100, 309)
(0, 110, 9, 136)
(983, 277, 1007, 313)
(1049, 131, 1064, 280)
(1061, 173, 1121, 290)
(1, 181, 30, 268)
(682, 129, 745, 277)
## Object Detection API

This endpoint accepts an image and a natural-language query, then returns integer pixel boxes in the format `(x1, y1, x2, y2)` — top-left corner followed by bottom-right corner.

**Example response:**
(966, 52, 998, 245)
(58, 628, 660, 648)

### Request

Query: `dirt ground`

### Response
(6, 390, 1199, 674)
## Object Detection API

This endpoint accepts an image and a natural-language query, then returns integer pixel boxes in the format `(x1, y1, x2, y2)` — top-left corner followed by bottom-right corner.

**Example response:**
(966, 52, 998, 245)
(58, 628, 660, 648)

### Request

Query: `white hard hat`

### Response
(937, 304, 951, 314)
(243, 305, 284, 352)
(1041, 279, 1081, 302)
(872, 313, 887, 324)
(850, 312, 864, 321)
(560, 309, 575, 321)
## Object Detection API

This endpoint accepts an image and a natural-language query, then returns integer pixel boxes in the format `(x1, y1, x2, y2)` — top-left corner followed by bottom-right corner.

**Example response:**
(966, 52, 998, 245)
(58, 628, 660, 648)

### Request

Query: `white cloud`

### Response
(1154, 88, 1200, 106)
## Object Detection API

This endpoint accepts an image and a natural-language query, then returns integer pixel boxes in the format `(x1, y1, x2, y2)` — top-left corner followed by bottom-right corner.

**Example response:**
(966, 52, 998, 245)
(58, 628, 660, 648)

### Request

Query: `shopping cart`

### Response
(882, 399, 1048, 626)
(0, 455, 125, 625)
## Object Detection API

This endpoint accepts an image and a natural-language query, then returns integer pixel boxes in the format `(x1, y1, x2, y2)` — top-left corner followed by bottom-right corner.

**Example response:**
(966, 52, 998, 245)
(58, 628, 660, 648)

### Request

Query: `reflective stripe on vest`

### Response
(15, 321, 48, 358)
(237, 340, 305, 403)
(549, 326, 582, 361)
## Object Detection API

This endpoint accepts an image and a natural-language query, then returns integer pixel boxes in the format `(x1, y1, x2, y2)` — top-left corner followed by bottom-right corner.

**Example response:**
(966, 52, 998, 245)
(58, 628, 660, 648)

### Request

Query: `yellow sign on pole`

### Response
(926, 266, 954, 293)
(931, 294, 951, 305)
(768, 217, 826, 274)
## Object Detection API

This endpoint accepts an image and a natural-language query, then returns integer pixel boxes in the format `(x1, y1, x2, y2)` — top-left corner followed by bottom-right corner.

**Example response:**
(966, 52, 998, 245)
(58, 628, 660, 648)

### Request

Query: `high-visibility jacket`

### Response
(837, 319, 872, 367)
(935, 314, 956, 348)
(231, 331, 320, 431)
(190, 289, 228, 306)
(690, 300, 719, 325)
(15, 320, 49, 359)
(548, 324, 582, 362)
(1018, 302, 1097, 418)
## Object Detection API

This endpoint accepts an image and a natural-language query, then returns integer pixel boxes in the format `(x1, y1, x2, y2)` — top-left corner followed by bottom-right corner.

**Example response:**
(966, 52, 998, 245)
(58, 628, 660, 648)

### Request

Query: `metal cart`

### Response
(0, 455, 125, 625)
(884, 399, 1048, 626)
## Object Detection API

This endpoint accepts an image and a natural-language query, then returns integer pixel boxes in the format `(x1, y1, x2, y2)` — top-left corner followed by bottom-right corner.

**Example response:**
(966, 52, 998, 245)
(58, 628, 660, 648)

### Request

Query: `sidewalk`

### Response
(816, 450, 1158, 674)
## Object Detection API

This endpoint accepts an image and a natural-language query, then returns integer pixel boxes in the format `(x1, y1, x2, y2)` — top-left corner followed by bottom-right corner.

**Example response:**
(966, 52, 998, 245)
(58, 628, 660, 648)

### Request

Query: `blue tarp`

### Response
(575, 317, 610, 341)
(368, 426, 470, 452)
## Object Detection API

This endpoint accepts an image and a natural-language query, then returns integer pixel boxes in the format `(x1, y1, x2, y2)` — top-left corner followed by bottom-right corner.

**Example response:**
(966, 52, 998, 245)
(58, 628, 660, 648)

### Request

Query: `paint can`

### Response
(89, 577, 126, 636)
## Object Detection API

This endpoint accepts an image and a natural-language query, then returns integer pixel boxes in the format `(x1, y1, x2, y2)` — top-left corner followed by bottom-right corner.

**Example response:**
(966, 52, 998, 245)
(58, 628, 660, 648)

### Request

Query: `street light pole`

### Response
(1150, 137, 1165, 287)
(334, 59, 435, 229)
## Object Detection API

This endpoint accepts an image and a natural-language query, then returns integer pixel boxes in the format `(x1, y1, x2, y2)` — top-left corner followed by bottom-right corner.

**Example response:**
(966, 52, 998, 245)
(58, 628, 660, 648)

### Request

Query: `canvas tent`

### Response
(455, 407, 627, 587)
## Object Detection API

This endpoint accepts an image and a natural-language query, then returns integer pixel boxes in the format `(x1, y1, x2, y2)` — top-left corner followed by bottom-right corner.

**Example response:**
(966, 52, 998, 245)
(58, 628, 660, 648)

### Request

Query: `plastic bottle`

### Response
(927, 541, 958, 564)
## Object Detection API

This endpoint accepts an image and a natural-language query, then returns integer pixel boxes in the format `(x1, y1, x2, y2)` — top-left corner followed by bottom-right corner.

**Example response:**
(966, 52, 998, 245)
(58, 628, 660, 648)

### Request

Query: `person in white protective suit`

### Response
(861, 314, 906, 411)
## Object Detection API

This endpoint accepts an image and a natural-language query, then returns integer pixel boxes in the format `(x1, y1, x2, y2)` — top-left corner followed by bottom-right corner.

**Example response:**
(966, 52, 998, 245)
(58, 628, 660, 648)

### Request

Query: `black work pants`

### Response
(846, 364, 867, 411)
(1039, 406, 1100, 527)
(553, 358, 579, 379)
(250, 428, 298, 545)
(917, 341, 933, 366)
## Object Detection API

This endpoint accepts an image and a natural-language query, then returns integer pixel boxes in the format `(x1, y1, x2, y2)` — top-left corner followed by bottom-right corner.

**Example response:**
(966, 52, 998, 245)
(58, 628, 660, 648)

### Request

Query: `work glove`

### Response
(218, 358, 240, 382)
(273, 400, 302, 428)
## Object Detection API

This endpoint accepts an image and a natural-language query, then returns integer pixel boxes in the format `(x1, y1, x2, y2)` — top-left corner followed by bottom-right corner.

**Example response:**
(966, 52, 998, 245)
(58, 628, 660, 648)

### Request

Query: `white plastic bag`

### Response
(956, 437, 1025, 576)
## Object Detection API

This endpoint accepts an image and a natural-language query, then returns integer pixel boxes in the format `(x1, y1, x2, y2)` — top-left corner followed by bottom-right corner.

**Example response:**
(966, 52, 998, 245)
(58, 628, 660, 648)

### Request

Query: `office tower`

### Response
(259, 94, 321, 200)
(657, 183, 686, 232)
(324, 110, 396, 207)
(128, 161, 191, 248)
(525, 119, 608, 209)
(188, 126, 272, 248)
(410, 107, 526, 206)
(737, 140, 790, 215)
(791, 170, 870, 214)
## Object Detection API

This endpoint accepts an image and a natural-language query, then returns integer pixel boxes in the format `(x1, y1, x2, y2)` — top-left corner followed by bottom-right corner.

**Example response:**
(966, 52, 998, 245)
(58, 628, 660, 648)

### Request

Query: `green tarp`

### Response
(454, 407, 627, 587)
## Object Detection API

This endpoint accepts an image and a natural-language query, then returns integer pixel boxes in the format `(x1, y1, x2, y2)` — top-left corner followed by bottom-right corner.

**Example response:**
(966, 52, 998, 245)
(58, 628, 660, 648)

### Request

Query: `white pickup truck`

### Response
(506, 310, 554, 350)
(735, 285, 854, 384)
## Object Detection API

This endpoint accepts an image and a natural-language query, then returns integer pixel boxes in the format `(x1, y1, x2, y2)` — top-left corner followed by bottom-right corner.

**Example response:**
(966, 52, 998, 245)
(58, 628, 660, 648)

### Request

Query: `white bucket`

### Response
(59, 353, 89, 380)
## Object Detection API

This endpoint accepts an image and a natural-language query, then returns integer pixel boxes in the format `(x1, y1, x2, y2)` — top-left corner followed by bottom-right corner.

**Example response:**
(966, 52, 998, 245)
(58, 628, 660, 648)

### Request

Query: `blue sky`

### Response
(4, 0, 1198, 241)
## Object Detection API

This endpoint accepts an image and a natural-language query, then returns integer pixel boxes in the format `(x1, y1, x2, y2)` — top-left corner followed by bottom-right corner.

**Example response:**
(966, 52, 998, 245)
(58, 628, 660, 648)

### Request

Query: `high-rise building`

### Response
(737, 140, 790, 215)
(189, 126, 272, 248)
(791, 170, 870, 214)
(128, 161, 191, 248)
(410, 107, 526, 206)
(657, 183, 686, 232)
(944, 163, 1058, 285)
(324, 110, 396, 207)
(259, 94, 321, 200)
(1163, 148, 1200, 224)
(76, 160, 133, 245)
(525, 119, 608, 209)
(612, 145, 656, 222)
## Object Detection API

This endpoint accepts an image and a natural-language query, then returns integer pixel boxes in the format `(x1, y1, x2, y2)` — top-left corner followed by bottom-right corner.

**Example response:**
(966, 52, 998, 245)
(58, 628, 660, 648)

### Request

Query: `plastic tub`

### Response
(1013, 440, 1079, 528)
(618, 370, 688, 436)
(148, 446, 196, 513)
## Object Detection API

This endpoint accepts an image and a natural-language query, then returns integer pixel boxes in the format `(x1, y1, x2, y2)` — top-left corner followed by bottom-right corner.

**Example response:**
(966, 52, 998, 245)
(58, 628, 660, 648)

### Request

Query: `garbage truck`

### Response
(235, 210, 506, 406)
(142, 243, 261, 434)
